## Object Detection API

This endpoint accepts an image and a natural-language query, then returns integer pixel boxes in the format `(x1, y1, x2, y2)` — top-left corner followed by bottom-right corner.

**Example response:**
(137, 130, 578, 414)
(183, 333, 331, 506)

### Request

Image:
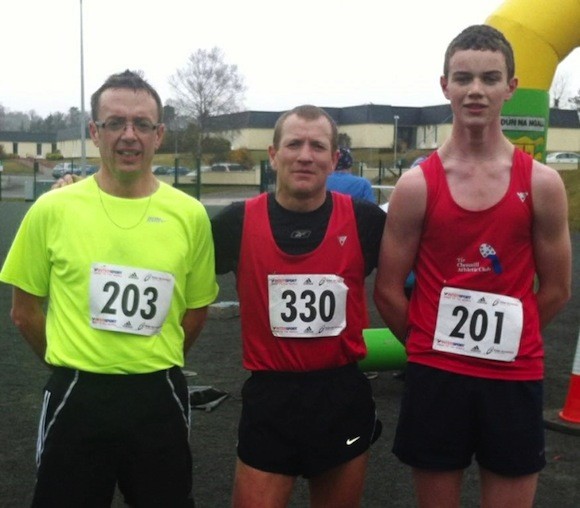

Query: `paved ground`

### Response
(0, 199, 579, 507)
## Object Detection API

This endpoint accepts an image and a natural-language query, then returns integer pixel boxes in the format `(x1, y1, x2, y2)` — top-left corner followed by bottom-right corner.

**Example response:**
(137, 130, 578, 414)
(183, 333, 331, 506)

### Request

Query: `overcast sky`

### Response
(5, 0, 580, 117)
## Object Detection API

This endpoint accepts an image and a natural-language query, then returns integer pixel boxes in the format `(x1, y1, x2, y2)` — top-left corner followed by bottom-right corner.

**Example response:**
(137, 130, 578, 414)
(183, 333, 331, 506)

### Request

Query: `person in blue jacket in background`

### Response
(326, 147, 375, 202)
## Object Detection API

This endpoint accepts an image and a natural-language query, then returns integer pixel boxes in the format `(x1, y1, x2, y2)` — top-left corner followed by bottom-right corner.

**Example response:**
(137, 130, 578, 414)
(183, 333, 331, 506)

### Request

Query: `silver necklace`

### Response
(96, 183, 153, 230)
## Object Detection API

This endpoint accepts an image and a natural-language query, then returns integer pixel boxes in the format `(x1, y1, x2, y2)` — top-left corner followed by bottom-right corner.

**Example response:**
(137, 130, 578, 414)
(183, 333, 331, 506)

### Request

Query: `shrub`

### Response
(230, 148, 254, 169)
(46, 151, 64, 161)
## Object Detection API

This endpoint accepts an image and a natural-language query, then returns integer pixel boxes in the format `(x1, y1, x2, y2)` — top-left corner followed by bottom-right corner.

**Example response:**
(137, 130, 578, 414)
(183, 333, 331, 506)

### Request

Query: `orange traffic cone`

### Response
(544, 329, 580, 435)
(559, 341, 580, 423)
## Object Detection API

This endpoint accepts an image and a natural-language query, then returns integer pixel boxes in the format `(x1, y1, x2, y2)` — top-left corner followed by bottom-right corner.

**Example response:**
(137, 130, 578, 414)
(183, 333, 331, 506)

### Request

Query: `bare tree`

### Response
(169, 47, 246, 158)
(569, 92, 580, 111)
(550, 71, 571, 108)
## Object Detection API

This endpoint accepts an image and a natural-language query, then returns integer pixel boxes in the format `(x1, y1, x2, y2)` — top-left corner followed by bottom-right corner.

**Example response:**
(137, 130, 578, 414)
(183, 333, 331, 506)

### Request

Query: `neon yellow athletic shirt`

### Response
(0, 177, 218, 373)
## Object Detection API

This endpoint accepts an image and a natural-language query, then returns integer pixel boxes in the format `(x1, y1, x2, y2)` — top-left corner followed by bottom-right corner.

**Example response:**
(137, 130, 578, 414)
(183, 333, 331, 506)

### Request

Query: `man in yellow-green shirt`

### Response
(0, 70, 218, 507)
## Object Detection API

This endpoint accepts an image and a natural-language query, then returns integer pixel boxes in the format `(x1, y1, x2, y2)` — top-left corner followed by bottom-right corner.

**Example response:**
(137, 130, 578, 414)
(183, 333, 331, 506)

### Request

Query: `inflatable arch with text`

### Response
(486, 0, 580, 161)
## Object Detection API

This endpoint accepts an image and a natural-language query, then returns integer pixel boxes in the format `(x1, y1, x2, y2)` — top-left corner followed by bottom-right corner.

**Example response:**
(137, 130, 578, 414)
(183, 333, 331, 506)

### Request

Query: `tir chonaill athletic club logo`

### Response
(479, 243, 503, 274)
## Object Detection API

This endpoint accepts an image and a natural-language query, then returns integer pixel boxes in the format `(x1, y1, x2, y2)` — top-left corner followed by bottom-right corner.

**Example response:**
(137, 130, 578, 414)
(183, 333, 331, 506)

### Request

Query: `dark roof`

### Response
(335, 104, 393, 124)
(0, 131, 56, 143)
(0, 127, 90, 143)
(418, 104, 453, 124)
(206, 111, 280, 130)
(208, 104, 456, 130)
(549, 109, 580, 128)
(56, 127, 90, 141)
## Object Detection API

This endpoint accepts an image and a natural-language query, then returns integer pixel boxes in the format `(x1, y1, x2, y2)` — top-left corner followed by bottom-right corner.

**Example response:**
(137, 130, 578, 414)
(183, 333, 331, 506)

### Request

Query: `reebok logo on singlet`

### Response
(291, 230, 311, 239)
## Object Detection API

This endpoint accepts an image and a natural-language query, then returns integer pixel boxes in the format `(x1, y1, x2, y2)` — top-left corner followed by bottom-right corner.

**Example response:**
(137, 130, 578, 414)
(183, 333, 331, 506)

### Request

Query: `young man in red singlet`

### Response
(374, 25, 571, 508)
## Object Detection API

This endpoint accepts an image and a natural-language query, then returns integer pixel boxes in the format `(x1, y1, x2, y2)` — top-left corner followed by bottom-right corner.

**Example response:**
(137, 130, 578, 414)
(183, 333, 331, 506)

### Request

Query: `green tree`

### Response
(201, 136, 231, 163)
(66, 107, 85, 129)
(30, 112, 67, 133)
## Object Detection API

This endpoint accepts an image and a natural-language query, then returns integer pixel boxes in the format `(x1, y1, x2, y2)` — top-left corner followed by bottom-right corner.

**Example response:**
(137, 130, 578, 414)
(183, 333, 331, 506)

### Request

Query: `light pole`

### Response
(79, 0, 87, 174)
(393, 114, 399, 172)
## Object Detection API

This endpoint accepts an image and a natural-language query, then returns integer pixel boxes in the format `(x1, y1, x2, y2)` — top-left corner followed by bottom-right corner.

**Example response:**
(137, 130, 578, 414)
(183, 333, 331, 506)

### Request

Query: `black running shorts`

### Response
(32, 366, 195, 507)
(393, 362, 545, 476)
(237, 363, 382, 478)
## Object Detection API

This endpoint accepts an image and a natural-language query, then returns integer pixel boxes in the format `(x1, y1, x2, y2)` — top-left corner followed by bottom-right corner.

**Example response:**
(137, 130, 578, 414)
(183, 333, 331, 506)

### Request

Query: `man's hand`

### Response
(51, 173, 82, 190)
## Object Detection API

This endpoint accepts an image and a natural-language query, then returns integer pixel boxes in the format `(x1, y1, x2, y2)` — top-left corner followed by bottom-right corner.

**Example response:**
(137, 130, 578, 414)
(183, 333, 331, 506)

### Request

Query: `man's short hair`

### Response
(272, 105, 338, 151)
(90, 69, 163, 122)
(443, 25, 515, 80)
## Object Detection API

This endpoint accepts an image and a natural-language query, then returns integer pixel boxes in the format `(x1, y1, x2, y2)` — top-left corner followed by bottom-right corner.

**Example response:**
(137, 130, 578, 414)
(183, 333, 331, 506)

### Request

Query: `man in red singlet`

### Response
(212, 104, 385, 507)
(374, 25, 571, 508)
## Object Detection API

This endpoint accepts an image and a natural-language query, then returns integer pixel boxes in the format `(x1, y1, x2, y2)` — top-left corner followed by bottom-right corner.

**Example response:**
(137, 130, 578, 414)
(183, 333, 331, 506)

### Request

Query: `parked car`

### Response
(172, 166, 190, 176)
(185, 166, 211, 182)
(153, 165, 190, 176)
(546, 151, 580, 164)
(210, 163, 247, 172)
(52, 163, 70, 178)
(52, 163, 98, 179)
(152, 165, 172, 175)
(84, 165, 99, 176)
(52, 163, 80, 179)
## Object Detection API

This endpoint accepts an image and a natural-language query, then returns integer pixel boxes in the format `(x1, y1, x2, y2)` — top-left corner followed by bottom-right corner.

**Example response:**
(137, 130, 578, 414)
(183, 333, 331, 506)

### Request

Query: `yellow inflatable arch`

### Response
(486, 0, 580, 161)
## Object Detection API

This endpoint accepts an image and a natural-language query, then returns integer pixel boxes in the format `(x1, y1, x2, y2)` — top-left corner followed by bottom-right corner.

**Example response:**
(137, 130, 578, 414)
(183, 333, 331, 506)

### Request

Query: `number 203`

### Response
(100, 281, 158, 320)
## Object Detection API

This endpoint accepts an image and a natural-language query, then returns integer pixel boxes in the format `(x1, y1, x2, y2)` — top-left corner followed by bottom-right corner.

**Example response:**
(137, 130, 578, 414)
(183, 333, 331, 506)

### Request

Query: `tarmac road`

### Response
(0, 199, 578, 507)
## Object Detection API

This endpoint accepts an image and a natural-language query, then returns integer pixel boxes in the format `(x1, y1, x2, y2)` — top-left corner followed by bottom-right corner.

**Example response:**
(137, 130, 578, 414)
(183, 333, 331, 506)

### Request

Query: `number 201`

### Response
(449, 305, 504, 343)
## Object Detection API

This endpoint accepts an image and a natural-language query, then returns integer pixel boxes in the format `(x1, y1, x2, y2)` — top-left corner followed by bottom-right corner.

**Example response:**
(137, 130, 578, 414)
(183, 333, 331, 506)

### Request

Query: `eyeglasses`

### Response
(94, 118, 160, 133)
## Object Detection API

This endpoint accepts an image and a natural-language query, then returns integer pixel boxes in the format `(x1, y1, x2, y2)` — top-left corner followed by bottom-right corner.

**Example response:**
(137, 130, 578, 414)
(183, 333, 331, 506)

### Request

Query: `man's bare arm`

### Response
(11, 287, 48, 363)
(532, 162, 572, 328)
(182, 307, 209, 355)
(374, 168, 426, 341)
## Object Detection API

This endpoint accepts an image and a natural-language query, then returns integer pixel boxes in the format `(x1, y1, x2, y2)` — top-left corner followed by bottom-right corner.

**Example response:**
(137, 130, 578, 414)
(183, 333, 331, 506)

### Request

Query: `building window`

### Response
(12, 142, 18, 155)
(37, 143, 42, 156)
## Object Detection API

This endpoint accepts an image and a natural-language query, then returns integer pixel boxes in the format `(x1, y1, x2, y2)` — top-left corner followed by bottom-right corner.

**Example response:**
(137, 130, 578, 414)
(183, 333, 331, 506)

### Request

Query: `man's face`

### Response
(268, 114, 338, 204)
(89, 88, 164, 180)
(440, 49, 517, 129)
